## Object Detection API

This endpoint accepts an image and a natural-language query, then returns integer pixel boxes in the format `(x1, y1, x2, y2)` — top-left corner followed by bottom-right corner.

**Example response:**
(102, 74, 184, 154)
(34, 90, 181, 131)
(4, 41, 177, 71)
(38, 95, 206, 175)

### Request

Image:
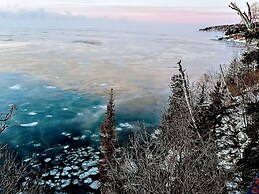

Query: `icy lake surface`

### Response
(0, 27, 245, 152)
(0, 27, 245, 192)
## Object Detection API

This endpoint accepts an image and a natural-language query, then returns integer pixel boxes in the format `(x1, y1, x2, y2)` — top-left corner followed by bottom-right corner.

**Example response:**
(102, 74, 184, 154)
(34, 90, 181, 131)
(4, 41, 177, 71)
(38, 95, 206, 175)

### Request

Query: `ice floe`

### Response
(44, 158, 52, 163)
(20, 122, 38, 127)
(61, 132, 71, 137)
(98, 105, 106, 109)
(28, 146, 101, 192)
(9, 84, 21, 90)
(116, 127, 123, 131)
(61, 179, 71, 188)
(50, 169, 59, 176)
(28, 112, 37, 116)
(80, 135, 87, 139)
(44, 85, 57, 89)
(119, 122, 134, 129)
(33, 143, 41, 147)
(99, 83, 108, 87)
(89, 180, 100, 190)
(84, 177, 92, 184)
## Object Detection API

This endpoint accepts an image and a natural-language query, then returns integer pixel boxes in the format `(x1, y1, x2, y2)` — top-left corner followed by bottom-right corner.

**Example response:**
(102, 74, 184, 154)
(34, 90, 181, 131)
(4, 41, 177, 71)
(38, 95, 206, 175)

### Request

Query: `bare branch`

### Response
(0, 105, 17, 134)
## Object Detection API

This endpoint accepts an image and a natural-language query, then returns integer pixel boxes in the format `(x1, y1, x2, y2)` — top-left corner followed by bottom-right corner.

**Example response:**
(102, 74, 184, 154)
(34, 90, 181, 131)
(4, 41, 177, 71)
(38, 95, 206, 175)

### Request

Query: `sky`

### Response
(0, 0, 255, 9)
(0, 0, 257, 28)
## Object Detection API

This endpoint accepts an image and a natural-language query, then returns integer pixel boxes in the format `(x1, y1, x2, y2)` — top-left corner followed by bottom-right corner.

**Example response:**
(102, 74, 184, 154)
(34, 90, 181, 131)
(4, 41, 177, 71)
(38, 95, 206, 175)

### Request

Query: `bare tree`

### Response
(104, 107, 228, 193)
(0, 106, 47, 193)
(0, 146, 45, 194)
(177, 60, 198, 131)
(0, 105, 16, 134)
(101, 64, 229, 193)
(229, 2, 253, 32)
(250, 2, 259, 25)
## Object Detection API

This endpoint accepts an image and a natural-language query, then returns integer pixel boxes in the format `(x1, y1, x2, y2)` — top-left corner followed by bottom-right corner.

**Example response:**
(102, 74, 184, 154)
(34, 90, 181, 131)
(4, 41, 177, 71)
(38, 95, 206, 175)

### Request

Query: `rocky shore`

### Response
(200, 23, 259, 43)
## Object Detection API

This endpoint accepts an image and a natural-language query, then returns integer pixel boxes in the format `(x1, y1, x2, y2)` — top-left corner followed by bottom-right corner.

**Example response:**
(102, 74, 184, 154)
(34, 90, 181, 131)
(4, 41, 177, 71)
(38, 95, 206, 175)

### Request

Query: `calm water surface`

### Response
(0, 27, 245, 155)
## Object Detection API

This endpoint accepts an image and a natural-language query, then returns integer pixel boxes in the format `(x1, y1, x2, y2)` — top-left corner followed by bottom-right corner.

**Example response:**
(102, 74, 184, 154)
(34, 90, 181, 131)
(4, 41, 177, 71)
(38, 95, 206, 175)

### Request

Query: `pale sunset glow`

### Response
(0, 0, 256, 24)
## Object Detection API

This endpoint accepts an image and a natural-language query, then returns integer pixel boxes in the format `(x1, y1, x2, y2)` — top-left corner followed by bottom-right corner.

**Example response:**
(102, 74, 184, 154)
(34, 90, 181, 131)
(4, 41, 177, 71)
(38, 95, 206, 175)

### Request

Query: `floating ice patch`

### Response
(42, 172, 49, 177)
(61, 132, 71, 137)
(20, 122, 38, 127)
(61, 179, 71, 188)
(44, 85, 56, 89)
(116, 127, 123, 131)
(84, 178, 93, 184)
(82, 159, 97, 169)
(63, 166, 72, 171)
(50, 169, 58, 176)
(80, 135, 87, 140)
(91, 134, 98, 138)
(9, 84, 21, 90)
(44, 158, 51, 163)
(79, 167, 99, 179)
(99, 83, 108, 87)
(119, 123, 134, 129)
(23, 158, 31, 162)
(33, 143, 41, 147)
(89, 180, 100, 190)
(87, 167, 99, 176)
(79, 172, 89, 179)
(99, 105, 106, 110)
(73, 179, 79, 185)
(28, 112, 37, 116)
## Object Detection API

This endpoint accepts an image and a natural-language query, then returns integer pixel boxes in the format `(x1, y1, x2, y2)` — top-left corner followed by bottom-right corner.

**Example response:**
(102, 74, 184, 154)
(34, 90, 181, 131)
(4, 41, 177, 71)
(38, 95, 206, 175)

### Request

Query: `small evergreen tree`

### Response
(99, 88, 117, 194)
(237, 101, 259, 191)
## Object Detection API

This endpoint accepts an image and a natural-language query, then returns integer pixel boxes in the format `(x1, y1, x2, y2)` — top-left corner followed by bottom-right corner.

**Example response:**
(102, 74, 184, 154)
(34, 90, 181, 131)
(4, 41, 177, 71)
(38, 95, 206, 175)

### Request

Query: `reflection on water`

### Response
(0, 28, 244, 100)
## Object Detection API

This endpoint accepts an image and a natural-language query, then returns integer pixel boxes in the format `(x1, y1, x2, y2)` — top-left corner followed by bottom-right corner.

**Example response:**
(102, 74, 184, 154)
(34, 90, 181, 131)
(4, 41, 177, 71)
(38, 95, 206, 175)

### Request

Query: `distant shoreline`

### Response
(199, 23, 259, 44)
(199, 23, 246, 33)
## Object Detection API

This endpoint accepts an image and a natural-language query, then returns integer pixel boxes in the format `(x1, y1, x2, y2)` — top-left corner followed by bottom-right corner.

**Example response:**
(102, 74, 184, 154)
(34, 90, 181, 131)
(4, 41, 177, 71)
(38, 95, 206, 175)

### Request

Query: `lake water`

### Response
(0, 26, 245, 192)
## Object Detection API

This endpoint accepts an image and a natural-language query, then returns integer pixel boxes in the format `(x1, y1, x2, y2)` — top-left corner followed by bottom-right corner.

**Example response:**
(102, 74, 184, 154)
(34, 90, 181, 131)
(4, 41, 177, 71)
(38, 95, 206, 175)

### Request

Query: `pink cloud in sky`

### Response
(50, 6, 240, 25)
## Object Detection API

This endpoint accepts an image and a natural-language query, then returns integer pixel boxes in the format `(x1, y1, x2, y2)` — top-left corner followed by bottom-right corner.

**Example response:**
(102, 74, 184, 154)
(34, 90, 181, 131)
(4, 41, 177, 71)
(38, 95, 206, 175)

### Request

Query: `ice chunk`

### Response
(9, 84, 21, 90)
(20, 122, 38, 127)
(89, 181, 100, 190)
